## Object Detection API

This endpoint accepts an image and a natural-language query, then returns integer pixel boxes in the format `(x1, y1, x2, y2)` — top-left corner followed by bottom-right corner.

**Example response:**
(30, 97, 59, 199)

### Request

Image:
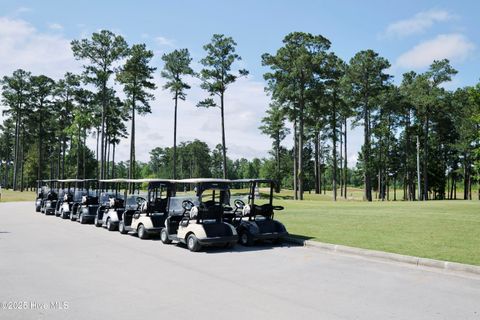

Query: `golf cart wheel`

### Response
(138, 224, 149, 239)
(94, 216, 101, 227)
(187, 234, 201, 252)
(106, 218, 115, 231)
(79, 214, 86, 224)
(36, 206, 41, 212)
(119, 221, 127, 234)
(69, 212, 76, 221)
(239, 230, 254, 246)
(160, 228, 172, 244)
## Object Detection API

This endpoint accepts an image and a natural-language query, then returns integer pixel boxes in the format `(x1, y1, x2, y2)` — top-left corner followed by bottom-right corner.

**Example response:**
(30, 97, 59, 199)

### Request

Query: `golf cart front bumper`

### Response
(197, 235, 238, 246)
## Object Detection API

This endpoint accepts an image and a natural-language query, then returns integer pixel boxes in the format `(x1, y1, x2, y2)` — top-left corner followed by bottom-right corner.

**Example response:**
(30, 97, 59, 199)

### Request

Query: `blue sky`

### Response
(0, 0, 479, 164)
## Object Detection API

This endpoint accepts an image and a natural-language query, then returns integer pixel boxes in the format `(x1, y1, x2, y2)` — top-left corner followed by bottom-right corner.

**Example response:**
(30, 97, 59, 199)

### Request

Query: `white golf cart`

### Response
(95, 179, 127, 231)
(119, 179, 175, 239)
(57, 179, 85, 219)
(160, 178, 238, 252)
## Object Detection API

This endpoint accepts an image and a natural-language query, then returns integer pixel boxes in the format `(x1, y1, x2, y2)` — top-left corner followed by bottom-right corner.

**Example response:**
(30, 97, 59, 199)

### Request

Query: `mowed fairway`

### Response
(276, 198, 480, 265)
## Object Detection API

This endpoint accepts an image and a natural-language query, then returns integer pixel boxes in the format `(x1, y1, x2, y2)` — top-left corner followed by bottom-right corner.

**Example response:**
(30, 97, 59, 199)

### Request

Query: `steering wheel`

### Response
(273, 205, 284, 211)
(182, 200, 195, 211)
(234, 199, 245, 209)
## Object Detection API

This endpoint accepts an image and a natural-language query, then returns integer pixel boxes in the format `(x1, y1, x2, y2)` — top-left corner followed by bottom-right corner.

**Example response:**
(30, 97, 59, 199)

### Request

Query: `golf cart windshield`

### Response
(73, 190, 86, 202)
(126, 194, 147, 206)
(230, 181, 274, 206)
(168, 196, 200, 215)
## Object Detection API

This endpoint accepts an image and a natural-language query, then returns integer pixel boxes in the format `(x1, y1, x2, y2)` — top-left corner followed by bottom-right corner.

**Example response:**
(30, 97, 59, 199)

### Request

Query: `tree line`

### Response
(260, 32, 479, 201)
(0, 30, 479, 201)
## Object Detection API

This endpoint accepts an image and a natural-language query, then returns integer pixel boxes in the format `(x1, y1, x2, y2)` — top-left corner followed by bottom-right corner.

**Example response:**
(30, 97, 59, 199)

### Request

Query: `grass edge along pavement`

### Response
(276, 199, 480, 266)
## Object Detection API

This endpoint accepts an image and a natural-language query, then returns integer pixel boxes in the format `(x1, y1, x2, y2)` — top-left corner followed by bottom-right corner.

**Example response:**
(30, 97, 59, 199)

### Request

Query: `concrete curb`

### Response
(286, 237, 480, 276)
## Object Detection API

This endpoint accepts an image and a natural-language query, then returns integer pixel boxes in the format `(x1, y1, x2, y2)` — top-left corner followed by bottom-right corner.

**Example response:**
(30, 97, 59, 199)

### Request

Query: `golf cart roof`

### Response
(58, 179, 86, 183)
(98, 179, 129, 183)
(180, 178, 231, 184)
(232, 179, 274, 184)
(127, 178, 178, 184)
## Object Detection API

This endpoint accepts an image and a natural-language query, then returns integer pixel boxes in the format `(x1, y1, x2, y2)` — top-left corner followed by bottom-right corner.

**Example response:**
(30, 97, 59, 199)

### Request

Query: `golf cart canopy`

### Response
(232, 179, 274, 184)
(58, 179, 85, 183)
(98, 179, 129, 183)
(180, 178, 231, 183)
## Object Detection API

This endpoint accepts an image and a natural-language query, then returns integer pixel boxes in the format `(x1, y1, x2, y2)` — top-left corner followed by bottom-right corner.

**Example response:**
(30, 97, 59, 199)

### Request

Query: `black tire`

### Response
(239, 230, 254, 246)
(79, 213, 86, 224)
(35, 206, 41, 212)
(106, 218, 115, 231)
(160, 228, 172, 244)
(138, 224, 149, 239)
(61, 209, 67, 219)
(69, 211, 76, 221)
(187, 234, 201, 252)
(94, 216, 102, 227)
(119, 221, 127, 234)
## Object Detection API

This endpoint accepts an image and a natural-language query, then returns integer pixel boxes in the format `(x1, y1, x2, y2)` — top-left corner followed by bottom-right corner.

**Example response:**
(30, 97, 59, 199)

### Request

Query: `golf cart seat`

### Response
(197, 204, 223, 222)
(252, 204, 275, 219)
(150, 198, 168, 213)
(88, 196, 99, 205)
(47, 192, 57, 201)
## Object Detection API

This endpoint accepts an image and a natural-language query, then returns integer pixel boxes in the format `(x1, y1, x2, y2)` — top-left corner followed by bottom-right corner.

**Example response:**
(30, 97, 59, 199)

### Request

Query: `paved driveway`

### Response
(0, 202, 479, 320)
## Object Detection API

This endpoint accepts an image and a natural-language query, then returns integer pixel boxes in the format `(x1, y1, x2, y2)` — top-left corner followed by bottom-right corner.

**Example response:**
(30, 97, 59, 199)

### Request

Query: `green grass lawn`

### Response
(275, 198, 480, 266)
(0, 189, 36, 202)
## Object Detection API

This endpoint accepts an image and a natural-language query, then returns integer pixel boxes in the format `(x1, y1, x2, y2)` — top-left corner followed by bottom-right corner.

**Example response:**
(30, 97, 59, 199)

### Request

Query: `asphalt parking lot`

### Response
(1, 202, 479, 320)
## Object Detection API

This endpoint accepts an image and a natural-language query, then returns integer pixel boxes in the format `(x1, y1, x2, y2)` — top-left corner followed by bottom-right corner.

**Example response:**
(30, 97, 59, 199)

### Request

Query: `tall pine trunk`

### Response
(343, 117, 347, 199)
(173, 92, 178, 179)
(314, 131, 320, 194)
(220, 92, 227, 179)
(363, 100, 372, 201)
(332, 98, 337, 201)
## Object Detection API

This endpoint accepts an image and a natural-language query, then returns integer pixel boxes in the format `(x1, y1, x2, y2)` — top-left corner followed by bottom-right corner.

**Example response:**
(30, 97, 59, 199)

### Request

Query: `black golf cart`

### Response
(75, 179, 99, 224)
(229, 179, 288, 246)
(40, 179, 59, 215)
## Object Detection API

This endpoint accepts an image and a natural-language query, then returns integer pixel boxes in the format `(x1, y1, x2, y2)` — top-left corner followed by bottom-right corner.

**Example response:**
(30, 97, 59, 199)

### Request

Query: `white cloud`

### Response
(112, 75, 272, 162)
(383, 9, 453, 38)
(395, 33, 475, 69)
(0, 17, 80, 79)
(48, 23, 63, 30)
(154, 36, 175, 47)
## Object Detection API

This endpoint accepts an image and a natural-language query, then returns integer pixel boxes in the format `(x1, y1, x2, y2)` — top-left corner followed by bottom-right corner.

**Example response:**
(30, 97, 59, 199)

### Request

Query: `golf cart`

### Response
(160, 178, 238, 252)
(57, 179, 85, 219)
(35, 180, 56, 213)
(40, 180, 59, 215)
(229, 179, 287, 246)
(95, 179, 127, 231)
(76, 179, 99, 224)
(119, 179, 175, 239)
(54, 183, 67, 217)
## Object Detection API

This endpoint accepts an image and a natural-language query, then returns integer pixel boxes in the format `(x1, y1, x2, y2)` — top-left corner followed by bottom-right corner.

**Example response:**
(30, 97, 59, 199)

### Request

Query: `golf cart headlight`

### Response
(242, 205, 251, 217)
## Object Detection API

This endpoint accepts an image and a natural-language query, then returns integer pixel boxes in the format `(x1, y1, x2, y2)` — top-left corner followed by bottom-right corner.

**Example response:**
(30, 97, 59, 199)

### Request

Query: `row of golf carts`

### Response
(35, 178, 288, 251)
